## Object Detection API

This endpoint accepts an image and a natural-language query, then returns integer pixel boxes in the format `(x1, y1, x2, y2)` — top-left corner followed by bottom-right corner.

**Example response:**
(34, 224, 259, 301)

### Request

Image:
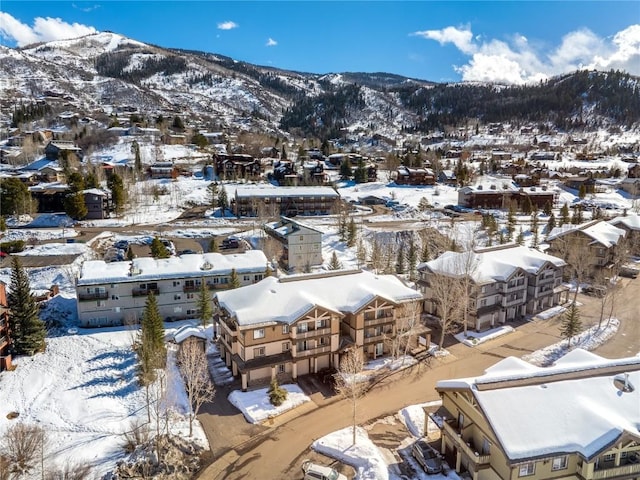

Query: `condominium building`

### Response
(233, 185, 340, 217)
(435, 349, 640, 480)
(214, 270, 425, 390)
(418, 245, 567, 331)
(264, 216, 323, 272)
(76, 251, 269, 327)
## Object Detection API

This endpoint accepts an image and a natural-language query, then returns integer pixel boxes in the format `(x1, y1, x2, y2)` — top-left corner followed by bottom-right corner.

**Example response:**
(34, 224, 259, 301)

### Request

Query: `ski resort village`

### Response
(0, 29, 640, 480)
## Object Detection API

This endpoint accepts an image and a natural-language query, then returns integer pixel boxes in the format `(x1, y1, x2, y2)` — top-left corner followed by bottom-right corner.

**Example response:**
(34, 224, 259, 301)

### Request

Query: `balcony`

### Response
(364, 314, 394, 327)
(503, 295, 525, 307)
(295, 345, 331, 358)
(183, 284, 198, 292)
(132, 288, 160, 297)
(442, 420, 491, 466)
(503, 282, 526, 293)
(364, 333, 388, 344)
(78, 291, 108, 301)
(590, 462, 640, 479)
(291, 327, 331, 339)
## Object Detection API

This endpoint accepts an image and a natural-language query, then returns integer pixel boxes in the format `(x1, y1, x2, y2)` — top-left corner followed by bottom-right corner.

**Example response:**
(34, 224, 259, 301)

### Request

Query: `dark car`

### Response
(412, 440, 443, 474)
(619, 266, 639, 279)
(221, 237, 240, 249)
(582, 285, 606, 297)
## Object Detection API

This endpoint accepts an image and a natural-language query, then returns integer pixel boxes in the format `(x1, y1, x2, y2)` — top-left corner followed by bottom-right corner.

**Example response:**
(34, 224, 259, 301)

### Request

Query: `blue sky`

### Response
(1, 1, 639, 84)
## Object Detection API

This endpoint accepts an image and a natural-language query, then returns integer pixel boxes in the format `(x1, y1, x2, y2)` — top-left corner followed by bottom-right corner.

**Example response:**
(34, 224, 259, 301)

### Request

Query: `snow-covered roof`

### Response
(265, 216, 323, 237)
(77, 250, 268, 286)
(609, 213, 640, 231)
(418, 245, 565, 283)
(171, 325, 207, 344)
(235, 185, 340, 199)
(436, 349, 640, 461)
(80, 188, 108, 197)
(216, 270, 422, 328)
(21, 158, 60, 171)
(546, 220, 626, 247)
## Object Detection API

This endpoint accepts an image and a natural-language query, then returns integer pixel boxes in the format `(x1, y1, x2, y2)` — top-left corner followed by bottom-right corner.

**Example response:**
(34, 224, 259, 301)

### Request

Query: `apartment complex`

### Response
(458, 184, 556, 210)
(546, 220, 627, 274)
(76, 251, 269, 327)
(264, 216, 323, 272)
(0, 281, 12, 372)
(435, 349, 640, 480)
(418, 245, 567, 331)
(214, 270, 425, 390)
(233, 186, 340, 217)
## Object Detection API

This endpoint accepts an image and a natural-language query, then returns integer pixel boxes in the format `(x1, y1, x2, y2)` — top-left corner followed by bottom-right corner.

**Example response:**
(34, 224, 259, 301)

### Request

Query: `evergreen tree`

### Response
(209, 238, 219, 252)
(328, 251, 342, 270)
(197, 278, 213, 327)
(137, 292, 166, 384)
(217, 187, 229, 214)
(516, 227, 525, 246)
(560, 303, 582, 347)
(338, 215, 347, 242)
(339, 158, 353, 180)
(280, 145, 287, 160)
(578, 184, 586, 199)
(560, 203, 570, 226)
(547, 212, 556, 232)
(417, 197, 431, 212)
(268, 377, 288, 406)
(66, 172, 85, 193)
(229, 268, 241, 289)
(172, 116, 185, 131)
(346, 218, 357, 247)
(150, 236, 170, 258)
(0, 178, 35, 216)
(521, 196, 533, 215)
(107, 173, 126, 216)
(85, 172, 99, 189)
(356, 238, 367, 268)
(531, 210, 539, 248)
(132, 140, 142, 174)
(0, 216, 6, 232)
(543, 201, 552, 216)
(421, 239, 430, 262)
(507, 203, 517, 240)
(207, 182, 218, 209)
(407, 237, 417, 280)
(64, 192, 88, 220)
(8, 257, 46, 355)
(395, 248, 405, 274)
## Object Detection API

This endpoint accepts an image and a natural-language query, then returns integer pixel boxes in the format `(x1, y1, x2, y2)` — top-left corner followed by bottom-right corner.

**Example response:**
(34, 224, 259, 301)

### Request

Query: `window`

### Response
(255, 274, 263, 281)
(173, 281, 180, 287)
(299, 235, 304, 241)
(240, 347, 245, 358)
(174, 307, 182, 313)
(319, 336, 329, 346)
(316, 319, 327, 329)
(298, 322, 308, 333)
(114, 307, 121, 313)
(552, 456, 568, 471)
(518, 462, 535, 477)
(277, 364, 285, 374)
(97, 300, 106, 307)
(244, 275, 250, 281)
(482, 438, 490, 455)
(187, 309, 197, 315)
(603, 454, 615, 462)
(111, 295, 119, 300)
(174, 294, 181, 300)
(282, 325, 290, 334)
(480, 299, 487, 307)
(253, 347, 265, 357)
(298, 340, 309, 351)
(282, 342, 290, 352)
(254, 328, 265, 339)
(187, 293, 194, 299)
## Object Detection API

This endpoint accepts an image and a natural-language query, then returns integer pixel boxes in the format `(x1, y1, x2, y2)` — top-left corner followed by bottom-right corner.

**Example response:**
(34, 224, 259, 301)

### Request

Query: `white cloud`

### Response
(217, 21, 238, 31)
(415, 23, 640, 84)
(412, 25, 476, 55)
(72, 3, 100, 13)
(266, 37, 277, 47)
(0, 13, 97, 47)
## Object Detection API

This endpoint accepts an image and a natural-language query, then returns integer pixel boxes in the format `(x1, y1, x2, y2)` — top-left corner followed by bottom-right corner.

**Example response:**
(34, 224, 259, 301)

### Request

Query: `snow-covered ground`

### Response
(454, 325, 515, 347)
(228, 384, 311, 424)
(0, 321, 208, 478)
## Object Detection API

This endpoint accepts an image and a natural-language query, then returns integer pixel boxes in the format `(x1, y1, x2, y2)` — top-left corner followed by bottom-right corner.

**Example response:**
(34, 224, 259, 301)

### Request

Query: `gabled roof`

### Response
(264, 216, 323, 238)
(609, 213, 640, 231)
(171, 325, 207, 344)
(21, 158, 60, 172)
(436, 350, 640, 462)
(215, 270, 422, 328)
(418, 245, 565, 283)
(546, 220, 626, 247)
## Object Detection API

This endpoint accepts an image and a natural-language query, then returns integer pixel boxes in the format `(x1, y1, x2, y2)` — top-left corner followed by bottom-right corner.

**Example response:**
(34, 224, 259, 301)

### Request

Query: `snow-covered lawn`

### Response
(523, 318, 620, 366)
(228, 384, 311, 424)
(454, 325, 515, 347)
(0, 322, 208, 477)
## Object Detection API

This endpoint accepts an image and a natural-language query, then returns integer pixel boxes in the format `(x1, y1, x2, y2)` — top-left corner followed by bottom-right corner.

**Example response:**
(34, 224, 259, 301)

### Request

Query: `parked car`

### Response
(619, 266, 639, 279)
(221, 237, 240, 249)
(582, 285, 606, 297)
(301, 460, 347, 480)
(412, 439, 443, 474)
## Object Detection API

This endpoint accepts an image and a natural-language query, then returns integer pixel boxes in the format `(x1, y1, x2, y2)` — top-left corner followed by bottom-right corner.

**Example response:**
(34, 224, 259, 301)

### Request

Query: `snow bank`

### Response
(228, 384, 311, 424)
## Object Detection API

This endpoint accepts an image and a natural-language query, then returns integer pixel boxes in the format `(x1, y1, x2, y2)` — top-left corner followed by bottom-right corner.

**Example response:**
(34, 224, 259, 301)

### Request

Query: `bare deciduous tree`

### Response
(178, 341, 216, 437)
(427, 272, 463, 350)
(551, 234, 593, 303)
(1, 423, 45, 477)
(390, 301, 423, 364)
(334, 348, 366, 446)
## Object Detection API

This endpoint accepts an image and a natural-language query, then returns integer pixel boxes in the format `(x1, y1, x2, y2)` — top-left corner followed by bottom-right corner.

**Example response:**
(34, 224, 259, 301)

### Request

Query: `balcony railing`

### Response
(590, 462, 640, 479)
(78, 291, 108, 301)
(295, 345, 331, 358)
(442, 421, 491, 466)
(503, 282, 526, 293)
(291, 327, 331, 339)
(364, 333, 391, 344)
(132, 288, 160, 297)
(365, 316, 395, 327)
(503, 296, 525, 307)
(183, 285, 198, 292)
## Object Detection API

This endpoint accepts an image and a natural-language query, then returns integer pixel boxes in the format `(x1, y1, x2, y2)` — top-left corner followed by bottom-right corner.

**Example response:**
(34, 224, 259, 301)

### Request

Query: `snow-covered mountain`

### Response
(1, 31, 638, 138)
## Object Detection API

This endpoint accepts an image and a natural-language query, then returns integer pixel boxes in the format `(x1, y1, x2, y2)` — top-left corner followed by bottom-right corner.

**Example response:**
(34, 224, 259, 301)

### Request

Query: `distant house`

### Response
(149, 162, 178, 179)
(264, 216, 323, 273)
(29, 183, 70, 212)
(435, 350, 640, 480)
(44, 140, 82, 161)
(215, 154, 261, 180)
(546, 220, 627, 275)
(512, 173, 539, 187)
(163, 134, 186, 145)
(458, 184, 556, 210)
(20, 158, 65, 183)
(491, 151, 512, 161)
(0, 281, 12, 372)
(395, 166, 435, 185)
(234, 186, 340, 218)
(529, 151, 556, 161)
(564, 176, 596, 193)
(438, 170, 457, 186)
(627, 164, 640, 179)
(359, 195, 387, 206)
(81, 189, 111, 220)
(620, 177, 640, 196)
